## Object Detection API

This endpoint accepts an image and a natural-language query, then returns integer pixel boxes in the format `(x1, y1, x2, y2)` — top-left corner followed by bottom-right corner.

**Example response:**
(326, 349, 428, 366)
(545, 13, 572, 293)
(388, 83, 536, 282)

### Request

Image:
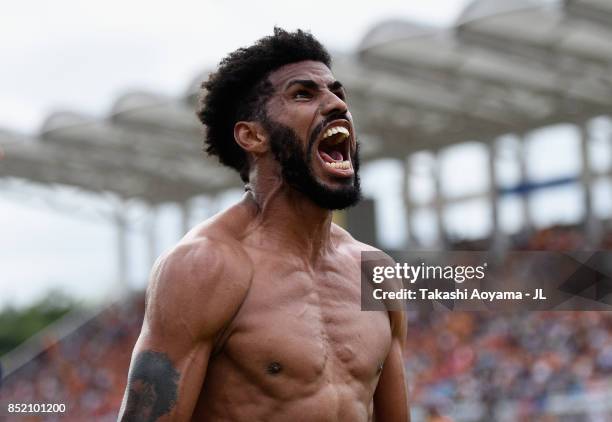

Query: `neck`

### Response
(243, 172, 333, 261)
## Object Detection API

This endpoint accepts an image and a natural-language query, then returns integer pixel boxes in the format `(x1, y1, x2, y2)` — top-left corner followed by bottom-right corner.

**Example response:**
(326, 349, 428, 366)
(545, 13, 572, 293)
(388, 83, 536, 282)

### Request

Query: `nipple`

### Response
(266, 361, 283, 375)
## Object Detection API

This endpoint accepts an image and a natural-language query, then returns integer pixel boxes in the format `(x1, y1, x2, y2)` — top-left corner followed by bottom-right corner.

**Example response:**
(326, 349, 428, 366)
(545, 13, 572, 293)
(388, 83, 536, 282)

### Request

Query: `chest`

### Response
(222, 254, 391, 389)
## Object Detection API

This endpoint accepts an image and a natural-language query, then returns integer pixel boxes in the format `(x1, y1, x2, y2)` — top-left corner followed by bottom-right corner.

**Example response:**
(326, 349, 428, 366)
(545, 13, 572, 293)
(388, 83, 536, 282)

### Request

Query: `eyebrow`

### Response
(285, 79, 345, 92)
(328, 81, 344, 91)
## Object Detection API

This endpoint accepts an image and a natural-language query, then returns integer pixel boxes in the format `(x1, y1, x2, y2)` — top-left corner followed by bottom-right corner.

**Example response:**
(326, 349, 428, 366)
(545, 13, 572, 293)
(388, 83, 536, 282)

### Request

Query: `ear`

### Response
(234, 121, 268, 154)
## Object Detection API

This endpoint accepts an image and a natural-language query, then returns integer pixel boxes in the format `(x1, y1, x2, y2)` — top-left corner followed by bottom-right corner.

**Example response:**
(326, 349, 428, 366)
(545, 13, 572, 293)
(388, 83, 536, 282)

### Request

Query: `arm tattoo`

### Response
(121, 350, 180, 422)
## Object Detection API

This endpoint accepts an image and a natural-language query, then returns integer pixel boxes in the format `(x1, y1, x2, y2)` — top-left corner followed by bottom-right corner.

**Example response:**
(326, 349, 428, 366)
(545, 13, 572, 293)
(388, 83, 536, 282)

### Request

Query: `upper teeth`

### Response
(323, 126, 349, 142)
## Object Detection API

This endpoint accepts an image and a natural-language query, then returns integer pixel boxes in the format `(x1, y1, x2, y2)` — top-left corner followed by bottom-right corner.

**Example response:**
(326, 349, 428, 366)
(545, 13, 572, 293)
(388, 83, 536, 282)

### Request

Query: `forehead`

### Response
(267, 60, 336, 89)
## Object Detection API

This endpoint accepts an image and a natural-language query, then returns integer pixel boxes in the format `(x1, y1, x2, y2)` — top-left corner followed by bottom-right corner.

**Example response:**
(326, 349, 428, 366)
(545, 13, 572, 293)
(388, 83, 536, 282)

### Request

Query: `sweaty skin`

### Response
(118, 61, 409, 422)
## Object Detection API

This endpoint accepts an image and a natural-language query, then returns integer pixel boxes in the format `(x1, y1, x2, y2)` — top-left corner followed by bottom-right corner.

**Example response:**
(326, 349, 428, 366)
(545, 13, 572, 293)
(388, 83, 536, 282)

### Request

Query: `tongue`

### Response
(329, 150, 343, 161)
(320, 150, 343, 163)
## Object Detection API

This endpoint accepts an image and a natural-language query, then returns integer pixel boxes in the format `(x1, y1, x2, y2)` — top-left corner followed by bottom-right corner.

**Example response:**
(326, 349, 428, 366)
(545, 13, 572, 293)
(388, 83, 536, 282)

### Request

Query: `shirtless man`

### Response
(118, 28, 409, 421)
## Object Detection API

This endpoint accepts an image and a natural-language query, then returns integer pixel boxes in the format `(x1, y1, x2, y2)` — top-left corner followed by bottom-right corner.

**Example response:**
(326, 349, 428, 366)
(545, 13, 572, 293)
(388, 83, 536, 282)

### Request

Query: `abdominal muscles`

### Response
(195, 356, 374, 422)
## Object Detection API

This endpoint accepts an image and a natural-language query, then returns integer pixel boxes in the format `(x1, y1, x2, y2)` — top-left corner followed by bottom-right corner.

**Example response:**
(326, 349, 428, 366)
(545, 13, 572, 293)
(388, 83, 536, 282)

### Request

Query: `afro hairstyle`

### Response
(196, 27, 332, 182)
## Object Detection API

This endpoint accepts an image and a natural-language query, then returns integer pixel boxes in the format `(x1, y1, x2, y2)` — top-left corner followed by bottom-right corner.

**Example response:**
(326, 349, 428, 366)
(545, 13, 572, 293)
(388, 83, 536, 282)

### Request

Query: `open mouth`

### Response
(317, 125, 351, 171)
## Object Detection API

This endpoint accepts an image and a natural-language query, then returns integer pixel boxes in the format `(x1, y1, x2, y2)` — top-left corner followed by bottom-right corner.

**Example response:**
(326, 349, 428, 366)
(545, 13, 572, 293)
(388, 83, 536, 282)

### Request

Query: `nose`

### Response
(321, 90, 347, 116)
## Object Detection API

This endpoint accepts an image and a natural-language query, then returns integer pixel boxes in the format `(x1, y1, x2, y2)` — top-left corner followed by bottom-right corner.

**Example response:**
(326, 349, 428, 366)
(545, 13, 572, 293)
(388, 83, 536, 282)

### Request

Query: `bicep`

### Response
(118, 239, 250, 421)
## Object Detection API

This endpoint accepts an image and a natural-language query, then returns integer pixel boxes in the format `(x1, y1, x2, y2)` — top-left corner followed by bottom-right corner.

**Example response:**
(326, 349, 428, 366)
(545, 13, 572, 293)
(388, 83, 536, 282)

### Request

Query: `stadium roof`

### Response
(1, 0, 611, 203)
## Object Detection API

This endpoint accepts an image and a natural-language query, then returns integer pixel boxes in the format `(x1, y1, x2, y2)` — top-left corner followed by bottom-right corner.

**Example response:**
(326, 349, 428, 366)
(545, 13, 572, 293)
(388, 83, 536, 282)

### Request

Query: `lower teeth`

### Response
(326, 161, 350, 169)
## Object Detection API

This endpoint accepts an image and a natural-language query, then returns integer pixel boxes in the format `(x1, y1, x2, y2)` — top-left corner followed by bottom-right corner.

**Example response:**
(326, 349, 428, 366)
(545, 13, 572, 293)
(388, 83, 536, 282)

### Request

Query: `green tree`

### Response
(0, 291, 75, 356)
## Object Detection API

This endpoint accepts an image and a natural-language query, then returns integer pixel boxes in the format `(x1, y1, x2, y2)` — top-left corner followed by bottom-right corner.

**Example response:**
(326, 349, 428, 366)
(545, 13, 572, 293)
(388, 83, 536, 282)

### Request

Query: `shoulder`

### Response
(145, 228, 253, 341)
(331, 222, 386, 261)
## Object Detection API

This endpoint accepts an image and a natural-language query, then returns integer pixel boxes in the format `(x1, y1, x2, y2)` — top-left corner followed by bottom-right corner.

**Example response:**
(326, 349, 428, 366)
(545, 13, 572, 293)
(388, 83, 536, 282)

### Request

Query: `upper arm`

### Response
(118, 237, 251, 421)
(374, 310, 410, 422)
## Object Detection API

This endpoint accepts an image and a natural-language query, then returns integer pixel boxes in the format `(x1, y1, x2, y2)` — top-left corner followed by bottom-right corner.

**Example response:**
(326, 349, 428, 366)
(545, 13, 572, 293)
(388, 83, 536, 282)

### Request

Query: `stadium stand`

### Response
(1, 297, 144, 421)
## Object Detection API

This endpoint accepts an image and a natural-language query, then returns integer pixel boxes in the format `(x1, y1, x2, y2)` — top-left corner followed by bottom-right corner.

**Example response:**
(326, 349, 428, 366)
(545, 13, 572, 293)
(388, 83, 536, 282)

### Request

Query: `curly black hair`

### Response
(196, 27, 332, 182)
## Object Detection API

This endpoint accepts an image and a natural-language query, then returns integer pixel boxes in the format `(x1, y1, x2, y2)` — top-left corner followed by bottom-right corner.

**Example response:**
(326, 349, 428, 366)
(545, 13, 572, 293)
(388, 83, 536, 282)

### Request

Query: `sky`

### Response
(0, 0, 468, 132)
(1, 0, 610, 309)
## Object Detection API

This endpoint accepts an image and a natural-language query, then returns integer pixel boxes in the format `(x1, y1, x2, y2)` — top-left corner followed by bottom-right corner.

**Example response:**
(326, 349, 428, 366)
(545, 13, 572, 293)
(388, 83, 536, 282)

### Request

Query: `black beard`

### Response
(263, 116, 361, 210)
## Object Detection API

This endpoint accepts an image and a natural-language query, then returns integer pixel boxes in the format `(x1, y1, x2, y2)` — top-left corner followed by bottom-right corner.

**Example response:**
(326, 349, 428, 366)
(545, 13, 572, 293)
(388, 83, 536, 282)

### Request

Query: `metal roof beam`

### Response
(39, 112, 238, 193)
(0, 131, 231, 203)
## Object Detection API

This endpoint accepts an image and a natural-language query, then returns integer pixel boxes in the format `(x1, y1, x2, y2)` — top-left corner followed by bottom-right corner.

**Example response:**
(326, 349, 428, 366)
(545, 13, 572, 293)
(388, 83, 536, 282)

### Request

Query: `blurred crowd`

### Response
(1, 225, 611, 421)
(0, 298, 144, 421)
(406, 311, 612, 419)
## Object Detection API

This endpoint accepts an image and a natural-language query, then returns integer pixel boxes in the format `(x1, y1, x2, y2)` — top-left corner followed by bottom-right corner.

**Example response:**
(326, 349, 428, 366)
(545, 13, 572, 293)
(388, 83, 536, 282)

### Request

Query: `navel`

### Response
(266, 361, 283, 375)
